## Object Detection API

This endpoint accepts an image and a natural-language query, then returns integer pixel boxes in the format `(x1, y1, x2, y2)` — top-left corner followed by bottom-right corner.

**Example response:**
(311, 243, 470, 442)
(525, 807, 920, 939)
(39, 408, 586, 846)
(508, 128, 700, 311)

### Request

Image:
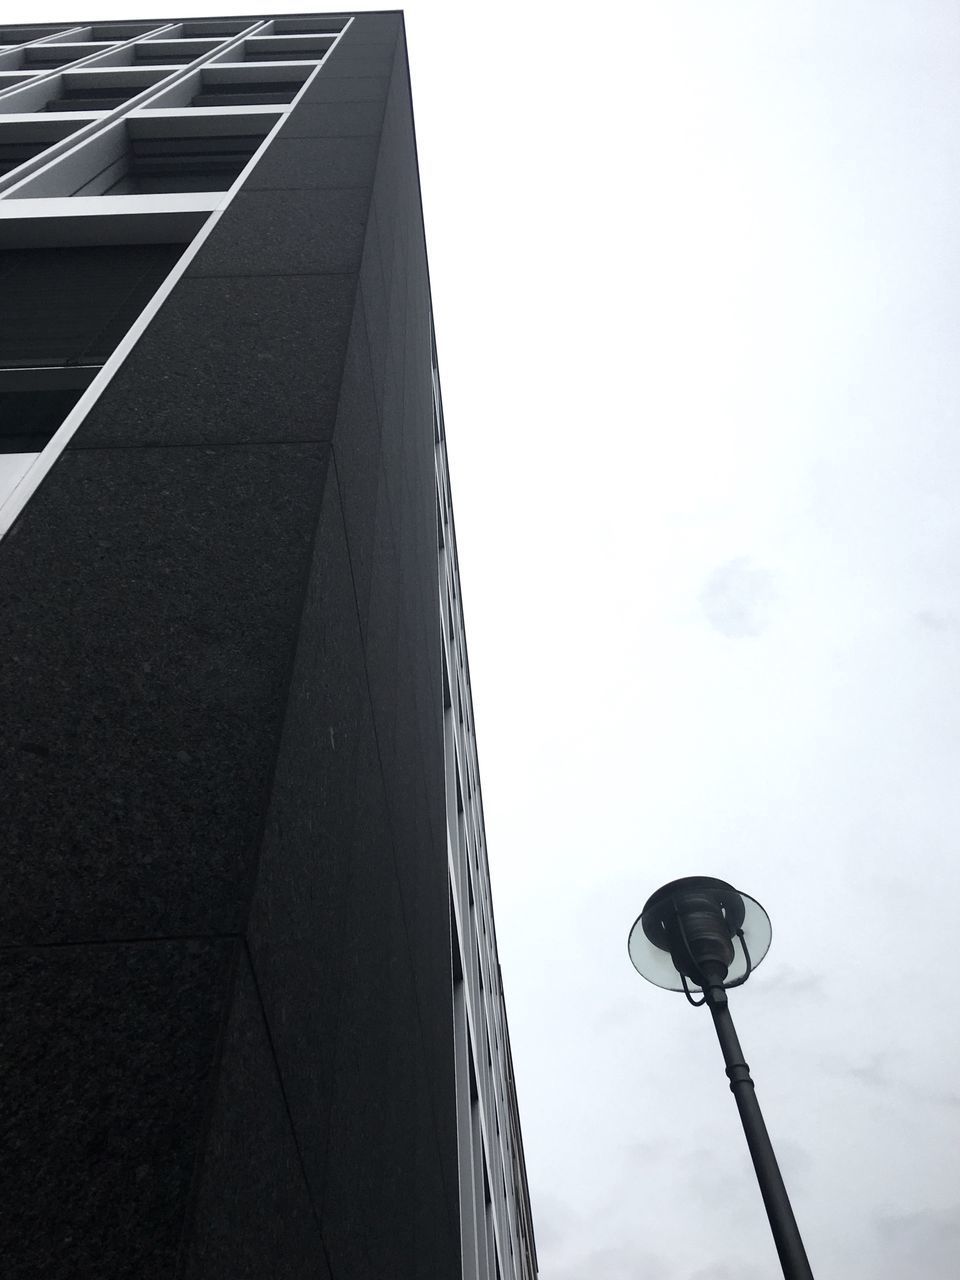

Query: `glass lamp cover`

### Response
(627, 877, 772, 991)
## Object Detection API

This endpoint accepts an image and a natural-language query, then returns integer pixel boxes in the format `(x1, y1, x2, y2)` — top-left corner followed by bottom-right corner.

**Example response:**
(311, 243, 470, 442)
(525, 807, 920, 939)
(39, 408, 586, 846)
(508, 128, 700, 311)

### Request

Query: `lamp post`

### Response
(627, 876, 814, 1280)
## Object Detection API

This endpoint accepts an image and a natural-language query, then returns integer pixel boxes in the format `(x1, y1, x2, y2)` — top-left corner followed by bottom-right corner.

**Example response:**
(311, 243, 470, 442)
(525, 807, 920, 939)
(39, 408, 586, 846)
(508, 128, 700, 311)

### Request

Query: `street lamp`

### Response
(628, 876, 814, 1280)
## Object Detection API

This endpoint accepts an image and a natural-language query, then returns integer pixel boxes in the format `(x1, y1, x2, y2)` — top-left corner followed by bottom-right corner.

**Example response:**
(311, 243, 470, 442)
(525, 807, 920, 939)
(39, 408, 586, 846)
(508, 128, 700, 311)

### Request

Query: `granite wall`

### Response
(0, 13, 460, 1277)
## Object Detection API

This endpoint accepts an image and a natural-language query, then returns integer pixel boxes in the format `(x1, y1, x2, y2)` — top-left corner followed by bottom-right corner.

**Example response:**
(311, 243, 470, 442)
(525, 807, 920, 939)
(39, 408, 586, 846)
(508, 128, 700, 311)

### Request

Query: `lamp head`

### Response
(628, 876, 771, 992)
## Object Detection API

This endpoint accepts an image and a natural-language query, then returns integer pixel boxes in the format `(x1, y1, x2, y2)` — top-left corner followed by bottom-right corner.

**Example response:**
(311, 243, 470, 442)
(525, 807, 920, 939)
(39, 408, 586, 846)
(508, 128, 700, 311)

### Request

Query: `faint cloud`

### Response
(772, 1137, 814, 1184)
(820, 1052, 892, 1089)
(547, 1245, 672, 1280)
(820, 1053, 960, 1111)
(690, 1265, 768, 1280)
(533, 1185, 675, 1280)
(874, 1207, 960, 1274)
(756, 965, 825, 999)
(699, 558, 778, 638)
(618, 1136, 668, 1165)
(678, 1144, 758, 1225)
(531, 1192, 579, 1256)
(915, 609, 954, 632)
(847, 1055, 892, 1089)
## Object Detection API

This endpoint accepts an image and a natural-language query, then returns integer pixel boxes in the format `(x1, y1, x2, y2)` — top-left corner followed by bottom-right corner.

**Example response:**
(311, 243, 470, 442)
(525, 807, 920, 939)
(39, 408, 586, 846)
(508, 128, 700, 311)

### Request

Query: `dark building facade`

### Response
(0, 14, 536, 1279)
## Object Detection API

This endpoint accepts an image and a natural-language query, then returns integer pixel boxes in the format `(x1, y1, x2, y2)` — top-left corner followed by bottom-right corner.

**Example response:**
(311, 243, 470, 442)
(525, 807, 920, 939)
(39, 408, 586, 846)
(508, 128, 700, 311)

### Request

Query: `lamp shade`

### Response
(627, 876, 772, 991)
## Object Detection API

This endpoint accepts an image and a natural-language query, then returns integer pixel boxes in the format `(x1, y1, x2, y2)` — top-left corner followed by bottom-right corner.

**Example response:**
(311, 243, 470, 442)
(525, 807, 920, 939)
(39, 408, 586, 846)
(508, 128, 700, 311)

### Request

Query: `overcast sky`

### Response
(6, 3, 960, 1277)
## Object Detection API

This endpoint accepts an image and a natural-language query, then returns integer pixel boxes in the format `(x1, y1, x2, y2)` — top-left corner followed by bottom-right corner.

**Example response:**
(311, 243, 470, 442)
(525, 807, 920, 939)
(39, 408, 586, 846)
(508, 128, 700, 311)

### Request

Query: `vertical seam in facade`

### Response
(172, 935, 246, 1279)
(241, 938, 339, 1279)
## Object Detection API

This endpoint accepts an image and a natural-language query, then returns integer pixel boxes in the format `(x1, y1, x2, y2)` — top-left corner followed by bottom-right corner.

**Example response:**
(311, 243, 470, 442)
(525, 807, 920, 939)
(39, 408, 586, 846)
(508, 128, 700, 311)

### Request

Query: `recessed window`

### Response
(191, 78, 302, 108)
(94, 130, 263, 195)
(45, 83, 137, 112)
(88, 24, 161, 41)
(0, 121, 83, 177)
(0, 44, 95, 72)
(25, 43, 115, 68)
(3, 112, 269, 198)
(132, 40, 219, 66)
(0, 73, 40, 92)
(0, 369, 93, 453)
(271, 18, 346, 35)
(442, 645, 452, 709)
(0, 243, 184, 453)
(0, 244, 182, 368)
(42, 68, 174, 114)
(178, 20, 252, 38)
(0, 26, 70, 43)
(240, 36, 334, 63)
(38, 67, 173, 116)
(179, 63, 313, 111)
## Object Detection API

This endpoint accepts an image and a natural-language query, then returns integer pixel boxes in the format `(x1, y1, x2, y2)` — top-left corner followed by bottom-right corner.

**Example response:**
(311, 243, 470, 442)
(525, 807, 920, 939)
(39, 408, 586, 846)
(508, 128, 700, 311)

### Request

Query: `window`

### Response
(0, 244, 183, 367)
(1, 137, 55, 177)
(178, 20, 252, 38)
(24, 43, 115, 68)
(131, 41, 217, 66)
(239, 36, 334, 63)
(41, 68, 171, 114)
(0, 26, 70, 43)
(0, 121, 83, 177)
(88, 24, 161, 41)
(0, 368, 92, 453)
(271, 18, 345, 35)
(191, 77, 302, 107)
(0, 243, 183, 452)
(3, 112, 270, 199)
(0, 74, 39, 92)
(98, 130, 264, 195)
(442, 644, 452, 709)
(45, 83, 138, 112)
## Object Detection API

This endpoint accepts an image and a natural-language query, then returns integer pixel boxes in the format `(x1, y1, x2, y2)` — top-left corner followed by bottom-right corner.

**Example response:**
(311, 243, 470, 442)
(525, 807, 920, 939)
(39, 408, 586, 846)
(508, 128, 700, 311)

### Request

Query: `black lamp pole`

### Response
(702, 973, 813, 1280)
(628, 877, 815, 1280)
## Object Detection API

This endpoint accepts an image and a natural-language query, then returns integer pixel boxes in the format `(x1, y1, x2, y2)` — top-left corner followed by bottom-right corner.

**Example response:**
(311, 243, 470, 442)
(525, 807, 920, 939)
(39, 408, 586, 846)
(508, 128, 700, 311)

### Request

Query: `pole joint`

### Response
(725, 1061, 755, 1092)
(703, 981, 727, 1009)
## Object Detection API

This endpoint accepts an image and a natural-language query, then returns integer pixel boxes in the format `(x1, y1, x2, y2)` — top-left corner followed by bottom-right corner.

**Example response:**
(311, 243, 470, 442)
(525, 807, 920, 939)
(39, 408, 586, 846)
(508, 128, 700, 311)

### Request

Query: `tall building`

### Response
(0, 14, 537, 1279)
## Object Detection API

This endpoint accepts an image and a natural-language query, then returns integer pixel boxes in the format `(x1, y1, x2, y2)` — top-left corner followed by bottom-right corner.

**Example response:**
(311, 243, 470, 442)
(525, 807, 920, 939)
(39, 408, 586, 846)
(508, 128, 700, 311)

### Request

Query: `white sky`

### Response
(6, 3, 960, 1277)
